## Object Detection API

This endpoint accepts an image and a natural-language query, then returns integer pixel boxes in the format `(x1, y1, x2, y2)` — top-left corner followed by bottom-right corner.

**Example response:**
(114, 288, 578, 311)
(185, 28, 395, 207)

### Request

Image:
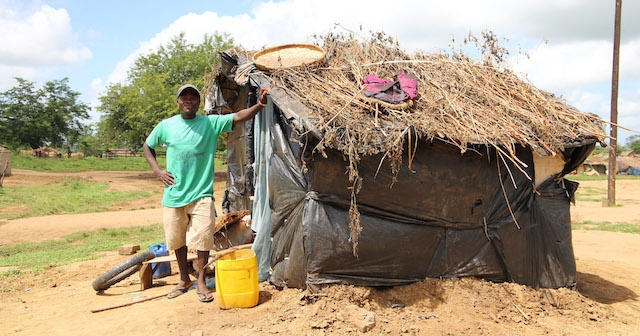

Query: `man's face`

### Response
(177, 90, 200, 115)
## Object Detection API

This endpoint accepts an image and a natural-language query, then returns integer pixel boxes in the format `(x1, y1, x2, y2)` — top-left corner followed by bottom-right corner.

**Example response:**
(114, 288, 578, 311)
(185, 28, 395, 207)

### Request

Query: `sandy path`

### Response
(0, 208, 163, 245)
(571, 179, 640, 224)
(0, 170, 639, 335)
(0, 169, 227, 245)
(0, 229, 637, 336)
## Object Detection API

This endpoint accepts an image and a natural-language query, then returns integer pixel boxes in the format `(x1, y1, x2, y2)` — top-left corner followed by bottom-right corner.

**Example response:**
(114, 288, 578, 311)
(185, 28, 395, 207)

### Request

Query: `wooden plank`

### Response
(142, 244, 252, 265)
(249, 73, 312, 120)
(139, 263, 153, 291)
(203, 244, 253, 269)
(143, 253, 198, 265)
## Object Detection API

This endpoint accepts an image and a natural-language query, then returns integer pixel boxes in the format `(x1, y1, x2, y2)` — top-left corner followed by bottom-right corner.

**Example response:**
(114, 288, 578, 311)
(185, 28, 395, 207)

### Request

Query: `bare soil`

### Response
(1, 170, 639, 336)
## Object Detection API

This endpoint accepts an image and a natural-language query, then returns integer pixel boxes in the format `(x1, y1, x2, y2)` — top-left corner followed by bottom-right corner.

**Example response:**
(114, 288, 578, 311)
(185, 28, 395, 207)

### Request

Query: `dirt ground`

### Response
(1, 169, 639, 336)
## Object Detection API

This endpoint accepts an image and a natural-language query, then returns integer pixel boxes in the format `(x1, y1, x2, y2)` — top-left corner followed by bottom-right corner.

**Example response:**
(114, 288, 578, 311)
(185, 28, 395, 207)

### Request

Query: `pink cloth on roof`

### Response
(362, 71, 417, 104)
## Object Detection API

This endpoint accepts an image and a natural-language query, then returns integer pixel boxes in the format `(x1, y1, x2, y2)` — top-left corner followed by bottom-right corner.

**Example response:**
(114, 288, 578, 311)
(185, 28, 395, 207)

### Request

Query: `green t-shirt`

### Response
(146, 113, 235, 207)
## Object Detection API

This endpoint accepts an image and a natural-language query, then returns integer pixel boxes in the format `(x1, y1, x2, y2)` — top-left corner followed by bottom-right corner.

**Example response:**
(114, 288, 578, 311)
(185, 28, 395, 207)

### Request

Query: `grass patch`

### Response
(567, 175, 640, 181)
(572, 220, 640, 234)
(1, 268, 22, 277)
(12, 152, 228, 173)
(575, 186, 606, 196)
(0, 224, 165, 268)
(0, 179, 151, 219)
(12, 155, 165, 172)
(575, 197, 606, 202)
(574, 186, 607, 202)
(0, 268, 25, 292)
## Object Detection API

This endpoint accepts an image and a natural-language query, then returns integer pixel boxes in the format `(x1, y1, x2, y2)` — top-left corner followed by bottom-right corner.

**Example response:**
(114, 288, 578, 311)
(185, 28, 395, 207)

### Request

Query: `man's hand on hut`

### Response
(259, 87, 270, 105)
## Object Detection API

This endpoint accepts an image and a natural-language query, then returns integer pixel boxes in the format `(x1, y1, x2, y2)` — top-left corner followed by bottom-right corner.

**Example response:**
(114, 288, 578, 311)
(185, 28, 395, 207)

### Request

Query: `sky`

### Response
(1, 0, 639, 144)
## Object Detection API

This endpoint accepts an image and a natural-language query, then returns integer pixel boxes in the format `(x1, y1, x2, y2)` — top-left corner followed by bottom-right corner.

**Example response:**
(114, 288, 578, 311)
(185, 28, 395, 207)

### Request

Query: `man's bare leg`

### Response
(168, 245, 192, 297)
(196, 250, 213, 301)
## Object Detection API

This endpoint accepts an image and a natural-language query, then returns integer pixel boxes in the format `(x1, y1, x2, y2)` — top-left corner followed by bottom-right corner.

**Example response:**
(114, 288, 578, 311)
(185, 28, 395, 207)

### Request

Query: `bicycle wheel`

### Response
(92, 250, 156, 291)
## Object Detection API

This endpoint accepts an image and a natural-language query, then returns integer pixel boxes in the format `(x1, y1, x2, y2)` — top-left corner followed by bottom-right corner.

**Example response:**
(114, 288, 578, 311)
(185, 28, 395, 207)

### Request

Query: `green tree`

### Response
(626, 135, 640, 152)
(0, 78, 89, 149)
(97, 33, 235, 148)
(77, 125, 107, 157)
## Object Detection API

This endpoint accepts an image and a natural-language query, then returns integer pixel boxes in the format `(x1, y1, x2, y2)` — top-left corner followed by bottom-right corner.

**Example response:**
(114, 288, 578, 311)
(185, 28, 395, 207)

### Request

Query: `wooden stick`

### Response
(584, 115, 637, 134)
(497, 156, 521, 230)
(90, 291, 171, 313)
(514, 303, 530, 321)
(318, 86, 368, 130)
(0, 160, 8, 187)
(203, 243, 253, 269)
(483, 217, 490, 241)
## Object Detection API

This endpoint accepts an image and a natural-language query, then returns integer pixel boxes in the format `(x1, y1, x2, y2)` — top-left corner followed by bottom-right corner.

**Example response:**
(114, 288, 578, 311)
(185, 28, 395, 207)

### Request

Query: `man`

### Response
(143, 84, 269, 302)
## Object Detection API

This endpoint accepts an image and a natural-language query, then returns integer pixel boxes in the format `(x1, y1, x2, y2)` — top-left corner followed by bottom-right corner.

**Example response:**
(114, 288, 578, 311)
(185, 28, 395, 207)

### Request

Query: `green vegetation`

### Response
(575, 197, 606, 202)
(0, 78, 89, 150)
(592, 144, 627, 155)
(98, 33, 235, 149)
(12, 154, 167, 172)
(567, 175, 640, 181)
(12, 153, 227, 173)
(626, 135, 640, 153)
(574, 186, 606, 202)
(575, 186, 606, 196)
(0, 224, 164, 268)
(1, 33, 236, 153)
(572, 220, 640, 234)
(0, 179, 153, 219)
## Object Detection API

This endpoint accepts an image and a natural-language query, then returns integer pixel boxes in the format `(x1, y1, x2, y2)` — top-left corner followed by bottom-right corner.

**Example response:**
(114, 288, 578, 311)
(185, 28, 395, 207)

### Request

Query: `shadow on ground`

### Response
(577, 271, 638, 304)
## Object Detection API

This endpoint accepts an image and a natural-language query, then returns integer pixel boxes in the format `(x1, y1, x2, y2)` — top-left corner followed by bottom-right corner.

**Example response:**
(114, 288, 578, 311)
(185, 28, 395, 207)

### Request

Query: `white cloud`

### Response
(561, 87, 640, 143)
(564, 90, 609, 117)
(78, 77, 104, 124)
(104, 0, 640, 88)
(0, 4, 91, 71)
(0, 64, 41, 89)
(620, 94, 640, 119)
(511, 41, 612, 92)
(511, 38, 640, 92)
(98, 0, 640, 141)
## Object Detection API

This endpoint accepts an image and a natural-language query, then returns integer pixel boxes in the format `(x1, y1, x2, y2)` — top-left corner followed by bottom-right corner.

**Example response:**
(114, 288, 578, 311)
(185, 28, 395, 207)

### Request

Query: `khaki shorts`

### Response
(163, 197, 216, 251)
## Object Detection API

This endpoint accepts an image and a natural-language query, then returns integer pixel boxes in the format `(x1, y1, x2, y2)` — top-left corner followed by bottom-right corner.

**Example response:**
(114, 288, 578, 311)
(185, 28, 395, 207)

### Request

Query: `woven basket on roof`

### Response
(253, 44, 325, 71)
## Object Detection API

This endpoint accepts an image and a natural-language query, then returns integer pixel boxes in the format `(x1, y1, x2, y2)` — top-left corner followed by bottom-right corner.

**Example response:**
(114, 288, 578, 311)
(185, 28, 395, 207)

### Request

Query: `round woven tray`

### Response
(253, 44, 325, 71)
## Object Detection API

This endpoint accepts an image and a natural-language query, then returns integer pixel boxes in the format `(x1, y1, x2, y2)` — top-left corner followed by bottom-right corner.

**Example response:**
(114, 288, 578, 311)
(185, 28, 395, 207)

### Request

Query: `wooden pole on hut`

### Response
(608, 0, 622, 206)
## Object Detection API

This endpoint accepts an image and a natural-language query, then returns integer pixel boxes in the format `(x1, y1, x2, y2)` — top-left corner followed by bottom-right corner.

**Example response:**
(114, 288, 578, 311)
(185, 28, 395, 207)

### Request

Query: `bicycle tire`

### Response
(92, 250, 156, 291)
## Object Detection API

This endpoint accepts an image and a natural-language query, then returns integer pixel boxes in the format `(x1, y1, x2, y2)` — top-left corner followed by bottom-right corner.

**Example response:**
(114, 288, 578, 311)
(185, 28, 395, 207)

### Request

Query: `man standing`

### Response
(143, 84, 269, 302)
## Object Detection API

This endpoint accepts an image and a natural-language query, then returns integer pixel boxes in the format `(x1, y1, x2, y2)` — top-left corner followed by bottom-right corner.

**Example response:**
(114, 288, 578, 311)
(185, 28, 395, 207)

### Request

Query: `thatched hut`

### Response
(33, 146, 62, 158)
(205, 34, 606, 289)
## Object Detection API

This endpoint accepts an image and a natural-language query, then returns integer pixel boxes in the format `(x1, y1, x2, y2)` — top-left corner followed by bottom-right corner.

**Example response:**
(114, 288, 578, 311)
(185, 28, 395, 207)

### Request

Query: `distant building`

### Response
(33, 146, 62, 158)
(104, 148, 137, 158)
(0, 146, 11, 176)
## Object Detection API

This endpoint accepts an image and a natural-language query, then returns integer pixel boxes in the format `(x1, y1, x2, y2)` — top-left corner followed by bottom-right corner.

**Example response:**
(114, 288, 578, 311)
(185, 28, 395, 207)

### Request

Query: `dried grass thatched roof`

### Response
(213, 32, 609, 253)
(34, 146, 61, 154)
(264, 33, 606, 169)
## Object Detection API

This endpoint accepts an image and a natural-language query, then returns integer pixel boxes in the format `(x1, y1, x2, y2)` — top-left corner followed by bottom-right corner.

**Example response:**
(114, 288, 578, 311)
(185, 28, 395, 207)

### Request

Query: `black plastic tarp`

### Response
(261, 105, 588, 289)
(211, 52, 595, 289)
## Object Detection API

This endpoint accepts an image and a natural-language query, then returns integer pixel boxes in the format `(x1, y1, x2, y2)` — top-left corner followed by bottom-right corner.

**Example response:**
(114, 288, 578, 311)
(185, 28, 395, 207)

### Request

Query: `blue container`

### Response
(149, 243, 171, 279)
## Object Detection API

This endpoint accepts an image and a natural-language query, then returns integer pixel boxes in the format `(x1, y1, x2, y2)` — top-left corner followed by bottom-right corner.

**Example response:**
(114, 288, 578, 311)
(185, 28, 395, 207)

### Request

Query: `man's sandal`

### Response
(167, 287, 189, 299)
(196, 290, 214, 302)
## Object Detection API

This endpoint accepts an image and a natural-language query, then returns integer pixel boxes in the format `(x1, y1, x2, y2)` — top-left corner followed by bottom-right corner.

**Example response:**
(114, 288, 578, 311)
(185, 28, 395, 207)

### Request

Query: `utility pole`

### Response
(608, 0, 622, 206)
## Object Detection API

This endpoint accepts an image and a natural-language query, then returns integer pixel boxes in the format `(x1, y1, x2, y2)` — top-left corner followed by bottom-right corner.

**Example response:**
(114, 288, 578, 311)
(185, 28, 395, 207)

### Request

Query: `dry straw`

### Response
(210, 32, 606, 253)
(262, 32, 606, 253)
